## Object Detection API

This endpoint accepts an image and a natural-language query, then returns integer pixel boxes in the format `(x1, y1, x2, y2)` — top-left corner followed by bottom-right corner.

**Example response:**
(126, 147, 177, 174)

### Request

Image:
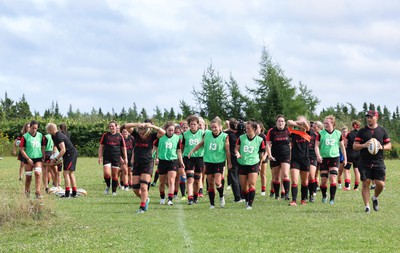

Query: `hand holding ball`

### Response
(367, 138, 380, 155)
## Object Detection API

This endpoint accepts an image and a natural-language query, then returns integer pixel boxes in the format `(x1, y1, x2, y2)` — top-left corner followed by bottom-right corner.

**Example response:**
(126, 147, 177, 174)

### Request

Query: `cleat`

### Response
(198, 193, 204, 198)
(125, 187, 129, 192)
(112, 192, 117, 196)
(25, 192, 30, 199)
(329, 200, 335, 205)
(301, 200, 307, 205)
(226, 185, 231, 190)
(309, 196, 315, 203)
(60, 194, 70, 198)
(144, 198, 150, 211)
(372, 197, 379, 211)
(188, 200, 194, 205)
(322, 197, 327, 204)
(209, 205, 215, 209)
(120, 186, 125, 191)
(150, 182, 156, 187)
(35, 193, 43, 199)
(365, 206, 371, 213)
(181, 196, 187, 201)
(284, 194, 290, 201)
(260, 191, 266, 196)
(136, 209, 145, 214)
(312, 192, 317, 197)
(167, 200, 174, 206)
(160, 199, 165, 205)
(270, 192, 275, 198)
(353, 188, 359, 191)
(104, 187, 110, 195)
(246, 206, 253, 210)
(370, 184, 376, 190)
(343, 187, 350, 191)
(289, 201, 297, 206)
(220, 196, 225, 208)
(338, 184, 342, 189)
(173, 195, 179, 200)
(234, 199, 245, 203)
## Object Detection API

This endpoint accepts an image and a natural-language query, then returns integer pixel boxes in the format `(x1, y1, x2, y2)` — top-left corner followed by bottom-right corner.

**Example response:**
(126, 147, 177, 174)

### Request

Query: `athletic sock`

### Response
(261, 186, 266, 192)
(216, 185, 224, 198)
(174, 190, 178, 197)
(248, 188, 255, 207)
(153, 171, 159, 184)
(112, 178, 118, 193)
(208, 188, 215, 206)
(221, 177, 225, 189)
(301, 184, 308, 200)
(72, 186, 77, 197)
(273, 181, 280, 198)
(291, 184, 298, 202)
(321, 185, 328, 198)
(104, 176, 111, 188)
(242, 190, 248, 203)
(180, 179, 186, 197)
(65, 187, 71, 197)
(283, 179, 290, 196)
(330, 184, 337, 200)
(160, 191, 165, 199)
(354, 181, 359, 189)
(168, 193, 173, 201)
(308, 180, 315, 197)
(194, 192, 199, 202)
(345, 179, 350, 188)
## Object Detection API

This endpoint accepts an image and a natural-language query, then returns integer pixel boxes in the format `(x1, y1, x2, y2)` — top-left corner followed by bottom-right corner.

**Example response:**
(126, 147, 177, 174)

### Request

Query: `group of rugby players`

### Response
(97, 109, 391, 214)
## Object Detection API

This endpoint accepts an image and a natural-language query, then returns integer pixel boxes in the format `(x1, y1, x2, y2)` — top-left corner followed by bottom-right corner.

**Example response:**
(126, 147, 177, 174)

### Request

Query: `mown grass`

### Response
(1, 157, 399, 253)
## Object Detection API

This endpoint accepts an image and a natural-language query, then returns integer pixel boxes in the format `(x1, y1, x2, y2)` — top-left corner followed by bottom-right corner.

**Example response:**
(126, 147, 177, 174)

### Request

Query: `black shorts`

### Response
(291, 158, 310, 172)
(270, 154, 291, 168)
(24, 157, 43, 165)
(309, 155, 318, 167)
(132, 162, 154, 176)
(320, 157, 340, 171)
(127, 154, 133, 168)
(63, 152, 78, 171)
(158, 159, 179, 175)
(184, 156, 204, 173)
(344, 160, 360, 170)
(103, 153, 120, 168)
(359, 160, 386, 181)
(205, 162, 225, 175)
(239, 163, 260, 175)
(17, 151, 26, 162)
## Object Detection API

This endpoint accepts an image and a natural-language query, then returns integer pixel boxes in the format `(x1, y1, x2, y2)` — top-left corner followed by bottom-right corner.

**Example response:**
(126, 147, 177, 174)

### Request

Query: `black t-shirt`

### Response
(266, 127, 291, 157)
(100, 132, 125, 157)
(355, 125, 390, 162)
(131, 130, 158, 165)
(53, 131, 76, 156)
(224, 130, 240, 159)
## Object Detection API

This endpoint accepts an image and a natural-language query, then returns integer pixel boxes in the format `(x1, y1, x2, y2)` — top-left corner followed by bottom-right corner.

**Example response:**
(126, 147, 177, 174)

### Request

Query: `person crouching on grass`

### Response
(46, 123, 79, 198)
(188, 117, 232, 209)
(121, 120, 166, 214)
(235, 121, 266, 210)
(155, 122, 184, 206)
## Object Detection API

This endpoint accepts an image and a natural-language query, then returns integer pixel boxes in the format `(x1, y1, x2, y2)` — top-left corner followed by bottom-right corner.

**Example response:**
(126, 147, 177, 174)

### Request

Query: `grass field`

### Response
(1, 157, 399, 253)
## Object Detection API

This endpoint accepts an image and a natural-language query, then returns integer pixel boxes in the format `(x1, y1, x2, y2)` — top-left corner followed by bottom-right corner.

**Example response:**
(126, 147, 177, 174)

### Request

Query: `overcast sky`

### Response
(1, 0, 399, 118)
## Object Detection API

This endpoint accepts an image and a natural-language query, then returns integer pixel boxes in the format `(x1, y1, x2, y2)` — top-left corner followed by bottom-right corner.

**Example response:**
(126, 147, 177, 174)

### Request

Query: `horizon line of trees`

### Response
(1, 47, 400, 143)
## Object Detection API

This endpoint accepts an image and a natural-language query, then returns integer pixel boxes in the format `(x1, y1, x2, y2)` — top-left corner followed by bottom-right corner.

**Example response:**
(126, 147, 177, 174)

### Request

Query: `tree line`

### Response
(1, 47, 399, 157)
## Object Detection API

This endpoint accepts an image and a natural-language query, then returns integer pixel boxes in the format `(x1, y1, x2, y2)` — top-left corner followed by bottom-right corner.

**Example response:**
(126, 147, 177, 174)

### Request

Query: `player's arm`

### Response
(225, 136, 232, 169)
(188, 139, 204, 158)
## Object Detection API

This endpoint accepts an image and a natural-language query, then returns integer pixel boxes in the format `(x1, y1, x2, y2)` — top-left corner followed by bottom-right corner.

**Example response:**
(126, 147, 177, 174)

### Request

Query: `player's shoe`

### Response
(260, 191, 266, 196)
(246, 206, 253, 210)
(329, 199, 335, 205)
(144, 198, 150, 211)
(159, 199, 165, 205)
(372, 197, 379, 211)
(136, 209, 145, 214)
(220, 196, 225, 208)
(365, 206, 371, 213)
(289, 201, 297, 206)
(301, 200, 307, 205)
(112, 192, 117, 196)
(322, 197, 327, 204)
(104, 187, 110, 195)
(210, 205, 215, 209)
(167, 200, 174, 206)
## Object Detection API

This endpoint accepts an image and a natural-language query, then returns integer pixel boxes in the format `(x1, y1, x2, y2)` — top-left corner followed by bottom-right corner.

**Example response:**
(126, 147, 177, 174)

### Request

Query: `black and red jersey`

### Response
(307, 129, 317, 157)
(355, 125, 390, 161)
(266, 127, 291, 158)
(131, 130, 158, 165)
(100, 132, 126, 157)
(290, 132, 309, 160)
(124, 135, 134, 157)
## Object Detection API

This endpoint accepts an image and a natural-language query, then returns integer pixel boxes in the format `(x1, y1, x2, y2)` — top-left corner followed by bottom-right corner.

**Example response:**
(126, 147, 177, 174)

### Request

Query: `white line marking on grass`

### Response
(177, 204, 193, 252)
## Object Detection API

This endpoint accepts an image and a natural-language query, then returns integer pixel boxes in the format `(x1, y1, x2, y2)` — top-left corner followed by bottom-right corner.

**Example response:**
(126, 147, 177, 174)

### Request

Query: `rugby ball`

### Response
(368, 138, 379, 155)
(76, 188, 87, 196)
(48, 186, 63, 194)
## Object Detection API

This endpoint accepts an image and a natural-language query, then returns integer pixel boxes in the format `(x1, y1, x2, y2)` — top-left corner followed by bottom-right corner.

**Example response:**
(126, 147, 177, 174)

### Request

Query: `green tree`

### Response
(15, 94, 32, 119)
(225, 74, 248, 120)
(192, 63, 228, 119)
(179, 100, 195, 119)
